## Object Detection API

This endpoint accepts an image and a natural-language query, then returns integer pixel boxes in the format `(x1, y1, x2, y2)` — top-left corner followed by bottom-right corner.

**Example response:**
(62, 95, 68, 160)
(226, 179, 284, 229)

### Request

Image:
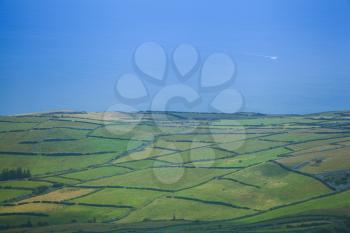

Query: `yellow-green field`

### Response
(0, 111, 350, 232)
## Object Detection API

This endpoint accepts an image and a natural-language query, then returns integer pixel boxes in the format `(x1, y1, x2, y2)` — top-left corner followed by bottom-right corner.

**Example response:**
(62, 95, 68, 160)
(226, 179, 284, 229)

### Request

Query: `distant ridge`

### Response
(6, 109, 350, 118)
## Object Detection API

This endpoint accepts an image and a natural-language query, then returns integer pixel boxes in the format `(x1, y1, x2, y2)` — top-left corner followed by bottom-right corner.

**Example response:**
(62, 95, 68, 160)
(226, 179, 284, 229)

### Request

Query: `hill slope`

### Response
(0, 111, 350, 232)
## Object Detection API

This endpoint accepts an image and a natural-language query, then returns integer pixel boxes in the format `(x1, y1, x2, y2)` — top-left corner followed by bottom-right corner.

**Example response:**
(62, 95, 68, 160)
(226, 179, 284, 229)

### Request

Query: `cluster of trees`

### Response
(0, 168, 31, 181)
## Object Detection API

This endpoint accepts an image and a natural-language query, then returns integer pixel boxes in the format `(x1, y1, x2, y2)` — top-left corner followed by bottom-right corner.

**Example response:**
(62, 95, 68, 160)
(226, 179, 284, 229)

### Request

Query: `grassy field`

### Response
(74, 188, 164, 208)
(0, 111, 349, 232)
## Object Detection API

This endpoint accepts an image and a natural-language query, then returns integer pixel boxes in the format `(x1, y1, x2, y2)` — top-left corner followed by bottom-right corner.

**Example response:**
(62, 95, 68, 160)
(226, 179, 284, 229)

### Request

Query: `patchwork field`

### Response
(0, 111, 350, 232)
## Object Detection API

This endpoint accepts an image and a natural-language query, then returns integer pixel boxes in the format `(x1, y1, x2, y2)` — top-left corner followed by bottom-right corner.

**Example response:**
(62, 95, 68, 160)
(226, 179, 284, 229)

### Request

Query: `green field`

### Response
(0, 111, 350, 232)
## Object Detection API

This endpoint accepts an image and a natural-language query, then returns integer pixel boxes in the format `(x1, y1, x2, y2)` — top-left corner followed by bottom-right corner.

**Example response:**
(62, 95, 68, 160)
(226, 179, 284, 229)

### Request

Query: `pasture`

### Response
(0, 111, 349, 232)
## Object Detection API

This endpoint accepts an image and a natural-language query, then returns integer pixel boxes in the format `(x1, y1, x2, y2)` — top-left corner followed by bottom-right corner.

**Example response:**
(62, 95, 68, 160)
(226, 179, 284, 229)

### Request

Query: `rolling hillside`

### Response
(0, 111, 349, 232)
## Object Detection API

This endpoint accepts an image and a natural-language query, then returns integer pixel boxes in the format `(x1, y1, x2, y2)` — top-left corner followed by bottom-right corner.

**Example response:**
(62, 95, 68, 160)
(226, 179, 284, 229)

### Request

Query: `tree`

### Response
(0, 167, 31, 181)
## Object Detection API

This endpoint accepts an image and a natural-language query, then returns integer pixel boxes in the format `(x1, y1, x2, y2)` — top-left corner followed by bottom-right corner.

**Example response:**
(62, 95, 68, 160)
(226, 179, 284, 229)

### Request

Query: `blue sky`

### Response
(1, 0, 350, 115)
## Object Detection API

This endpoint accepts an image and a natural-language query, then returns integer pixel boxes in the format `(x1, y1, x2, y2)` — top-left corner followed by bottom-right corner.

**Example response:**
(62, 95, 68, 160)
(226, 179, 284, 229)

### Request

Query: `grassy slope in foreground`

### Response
(0, 111, 349, 232)
(236, 189, 350, 224)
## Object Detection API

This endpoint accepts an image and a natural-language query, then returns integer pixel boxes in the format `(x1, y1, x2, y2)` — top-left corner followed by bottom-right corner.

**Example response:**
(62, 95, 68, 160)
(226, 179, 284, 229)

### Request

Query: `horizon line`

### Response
(4, 109, 350, 117)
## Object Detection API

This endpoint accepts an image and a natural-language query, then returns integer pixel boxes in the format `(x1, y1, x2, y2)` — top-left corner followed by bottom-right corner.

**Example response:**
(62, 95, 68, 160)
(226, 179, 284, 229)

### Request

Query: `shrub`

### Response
(0, 167, 31, 181)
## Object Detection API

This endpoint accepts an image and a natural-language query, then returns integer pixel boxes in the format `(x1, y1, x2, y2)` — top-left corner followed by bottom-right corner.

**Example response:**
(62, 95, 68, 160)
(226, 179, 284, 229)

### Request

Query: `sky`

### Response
(1, 0, 350, 115)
